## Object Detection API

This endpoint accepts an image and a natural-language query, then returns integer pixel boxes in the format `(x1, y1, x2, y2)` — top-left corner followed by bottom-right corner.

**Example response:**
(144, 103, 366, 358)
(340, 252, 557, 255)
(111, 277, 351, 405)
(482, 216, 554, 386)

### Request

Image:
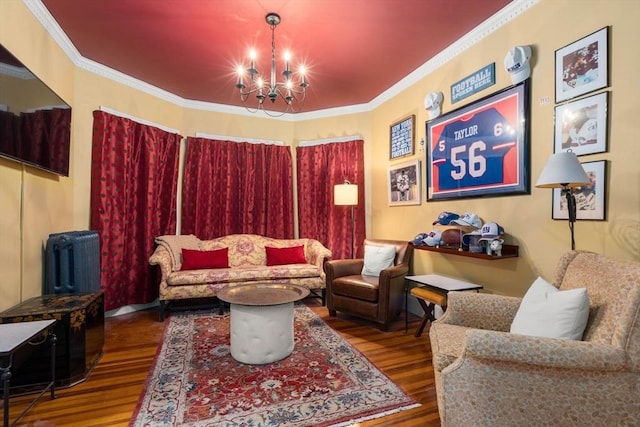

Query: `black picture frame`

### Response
(555, 27, 608, 103)
(554, 91, 608, 156)
(552, 160, 606, 221)
(426, 80, 530, 201)
(389, 115, 415, 159)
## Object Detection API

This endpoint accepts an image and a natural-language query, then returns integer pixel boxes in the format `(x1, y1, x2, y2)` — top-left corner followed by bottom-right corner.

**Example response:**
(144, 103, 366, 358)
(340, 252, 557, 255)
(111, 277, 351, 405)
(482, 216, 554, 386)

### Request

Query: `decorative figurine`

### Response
(488, 239, 504, 257)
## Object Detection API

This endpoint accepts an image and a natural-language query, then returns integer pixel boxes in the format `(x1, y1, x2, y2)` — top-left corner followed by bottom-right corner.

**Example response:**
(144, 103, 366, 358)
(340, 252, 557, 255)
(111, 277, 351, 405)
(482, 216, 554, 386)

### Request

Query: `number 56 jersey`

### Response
(431, 107, 516, 191)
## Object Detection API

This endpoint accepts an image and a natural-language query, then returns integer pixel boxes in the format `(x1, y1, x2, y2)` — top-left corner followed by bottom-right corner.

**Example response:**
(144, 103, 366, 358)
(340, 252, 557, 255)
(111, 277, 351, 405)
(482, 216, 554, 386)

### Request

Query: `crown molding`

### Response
(24, 0, 539, 122)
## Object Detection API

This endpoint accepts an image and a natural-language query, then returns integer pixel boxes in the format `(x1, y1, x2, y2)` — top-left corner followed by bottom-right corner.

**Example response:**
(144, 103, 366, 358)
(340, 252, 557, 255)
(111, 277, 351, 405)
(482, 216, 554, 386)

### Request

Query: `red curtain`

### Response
(181, 137, 294, 239)
(296, 140, 365, 259)
(90, 111, 181, 310)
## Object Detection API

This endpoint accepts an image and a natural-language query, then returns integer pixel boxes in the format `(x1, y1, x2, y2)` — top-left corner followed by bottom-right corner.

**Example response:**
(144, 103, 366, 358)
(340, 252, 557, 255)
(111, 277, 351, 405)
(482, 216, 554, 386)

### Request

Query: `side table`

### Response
(1, 319, 57, 427)
(405, 274, 483, 336)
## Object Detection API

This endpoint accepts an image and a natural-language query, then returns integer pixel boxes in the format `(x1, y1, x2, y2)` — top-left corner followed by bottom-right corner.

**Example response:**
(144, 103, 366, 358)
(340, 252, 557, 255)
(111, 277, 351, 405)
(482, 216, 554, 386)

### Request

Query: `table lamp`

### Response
(535, 151, 590, 250)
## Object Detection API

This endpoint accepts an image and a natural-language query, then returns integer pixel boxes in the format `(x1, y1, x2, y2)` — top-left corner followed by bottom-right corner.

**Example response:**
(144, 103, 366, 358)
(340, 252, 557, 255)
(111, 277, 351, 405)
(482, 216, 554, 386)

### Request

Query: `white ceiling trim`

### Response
(24, 0, 539, 122)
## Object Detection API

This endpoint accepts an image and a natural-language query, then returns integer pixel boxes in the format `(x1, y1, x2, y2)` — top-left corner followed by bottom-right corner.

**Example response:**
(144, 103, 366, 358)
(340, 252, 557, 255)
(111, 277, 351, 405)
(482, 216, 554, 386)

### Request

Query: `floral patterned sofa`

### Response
(149, 234, 332, 320)
(429, 250, 640, 426)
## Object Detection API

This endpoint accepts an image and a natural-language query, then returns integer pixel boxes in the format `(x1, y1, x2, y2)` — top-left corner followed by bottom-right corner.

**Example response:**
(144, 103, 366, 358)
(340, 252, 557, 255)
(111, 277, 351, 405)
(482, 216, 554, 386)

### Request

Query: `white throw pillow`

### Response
(361, 244, 397, 277)
(510, 276, 590, 340)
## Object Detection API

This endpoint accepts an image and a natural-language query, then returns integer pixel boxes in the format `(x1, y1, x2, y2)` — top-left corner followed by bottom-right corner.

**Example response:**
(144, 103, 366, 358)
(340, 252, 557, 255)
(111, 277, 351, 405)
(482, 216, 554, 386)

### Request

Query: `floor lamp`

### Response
(535, 151, 590, 250)
(334, 180, 358, 258)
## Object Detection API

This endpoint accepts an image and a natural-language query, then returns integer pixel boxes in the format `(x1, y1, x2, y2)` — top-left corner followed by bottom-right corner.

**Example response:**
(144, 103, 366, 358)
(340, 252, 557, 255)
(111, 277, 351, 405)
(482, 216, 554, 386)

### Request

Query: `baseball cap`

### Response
(478, 222, 505, 241)
(412, 232, 428, 245)
(450, 212, 482, 229)
(504, 45, 532, 85)
(462, 229, 482, 246)
(424, 91, 444, 119)
(423, 230, 442, 247)
(433, 211, 460, 225)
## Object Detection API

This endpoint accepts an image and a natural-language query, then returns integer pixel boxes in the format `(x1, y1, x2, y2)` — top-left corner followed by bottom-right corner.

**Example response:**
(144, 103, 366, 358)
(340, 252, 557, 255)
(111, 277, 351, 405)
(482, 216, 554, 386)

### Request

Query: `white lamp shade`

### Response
(535, 152, 590, 188)
(334, 183, 358, 205)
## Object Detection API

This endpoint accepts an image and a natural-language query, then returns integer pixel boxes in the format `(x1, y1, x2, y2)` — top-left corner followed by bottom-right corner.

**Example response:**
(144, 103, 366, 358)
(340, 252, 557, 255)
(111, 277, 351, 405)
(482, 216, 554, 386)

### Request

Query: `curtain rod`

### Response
(195, 132, 285, 145)
(298, 135, 362, 147)
(98, 106, 181, 134)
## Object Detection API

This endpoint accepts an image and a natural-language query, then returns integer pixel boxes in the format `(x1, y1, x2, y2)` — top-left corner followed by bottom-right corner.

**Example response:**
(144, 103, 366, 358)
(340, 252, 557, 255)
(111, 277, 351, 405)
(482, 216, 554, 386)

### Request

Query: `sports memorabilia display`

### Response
(426, 81, 530, 201)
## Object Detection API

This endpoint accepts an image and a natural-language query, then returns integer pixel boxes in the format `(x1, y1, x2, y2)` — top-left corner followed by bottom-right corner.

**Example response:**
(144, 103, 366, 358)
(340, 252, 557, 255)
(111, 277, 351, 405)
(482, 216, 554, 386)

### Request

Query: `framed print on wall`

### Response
(552, 160, 606, 221)
(387, 160, 421, 206)
(389, 115, 415, 159)
(555, 27, 608, 103)
(426, 80, 530, 201)
(554, 91, 608, 156)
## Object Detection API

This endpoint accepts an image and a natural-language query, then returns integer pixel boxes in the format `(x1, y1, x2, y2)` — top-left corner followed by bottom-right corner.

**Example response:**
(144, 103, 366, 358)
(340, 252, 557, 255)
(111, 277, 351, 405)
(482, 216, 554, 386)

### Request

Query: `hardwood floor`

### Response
(5, 300, 441, 426)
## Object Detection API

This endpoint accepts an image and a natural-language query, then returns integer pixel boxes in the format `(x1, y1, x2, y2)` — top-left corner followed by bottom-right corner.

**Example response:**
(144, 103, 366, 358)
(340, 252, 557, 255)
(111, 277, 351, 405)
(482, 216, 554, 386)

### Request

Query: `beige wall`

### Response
(1, 0, 638, 310)
(374, 0, 640, 297)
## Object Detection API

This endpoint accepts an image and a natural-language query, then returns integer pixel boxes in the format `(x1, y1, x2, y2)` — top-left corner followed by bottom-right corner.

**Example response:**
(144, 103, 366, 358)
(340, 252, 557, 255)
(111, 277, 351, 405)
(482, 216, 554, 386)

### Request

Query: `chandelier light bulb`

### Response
(235, 12, 308, 116)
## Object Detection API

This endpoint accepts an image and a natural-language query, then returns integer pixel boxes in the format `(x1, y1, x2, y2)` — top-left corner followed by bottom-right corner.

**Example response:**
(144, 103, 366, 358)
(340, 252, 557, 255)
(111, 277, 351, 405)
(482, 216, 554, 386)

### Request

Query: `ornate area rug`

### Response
(130, 305, 419, 426)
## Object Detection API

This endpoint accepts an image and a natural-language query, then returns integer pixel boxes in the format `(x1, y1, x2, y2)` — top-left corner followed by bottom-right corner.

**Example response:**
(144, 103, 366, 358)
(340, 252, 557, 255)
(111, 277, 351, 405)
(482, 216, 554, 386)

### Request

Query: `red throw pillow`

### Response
(181, 248, 229, 270)
(265, 245, 307, 266)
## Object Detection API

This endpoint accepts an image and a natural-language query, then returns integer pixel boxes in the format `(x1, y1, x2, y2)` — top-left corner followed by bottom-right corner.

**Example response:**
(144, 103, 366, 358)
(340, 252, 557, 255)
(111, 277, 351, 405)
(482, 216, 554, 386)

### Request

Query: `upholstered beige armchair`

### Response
(429, 250, 640, 426)
(324, 239, 413, 331)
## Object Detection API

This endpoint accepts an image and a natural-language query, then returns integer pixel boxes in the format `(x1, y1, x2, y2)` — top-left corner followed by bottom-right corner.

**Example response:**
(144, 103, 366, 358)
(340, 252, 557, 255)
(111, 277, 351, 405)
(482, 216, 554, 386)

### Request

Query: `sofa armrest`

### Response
(437, 292, 522, 332)
(149, 245, 174, 281)
(306, 240, 332, 279)
(461, 329, 627, 371)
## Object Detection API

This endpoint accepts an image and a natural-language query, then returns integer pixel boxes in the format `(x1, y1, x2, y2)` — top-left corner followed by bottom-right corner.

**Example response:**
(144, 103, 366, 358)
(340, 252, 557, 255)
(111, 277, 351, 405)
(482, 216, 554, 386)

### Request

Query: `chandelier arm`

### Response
(235, 12, 307, 114)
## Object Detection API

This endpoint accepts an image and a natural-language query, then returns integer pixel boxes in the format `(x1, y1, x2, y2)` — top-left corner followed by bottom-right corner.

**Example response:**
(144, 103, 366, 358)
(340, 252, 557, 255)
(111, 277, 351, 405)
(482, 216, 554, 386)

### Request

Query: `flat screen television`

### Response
(0, 44, 71, 176)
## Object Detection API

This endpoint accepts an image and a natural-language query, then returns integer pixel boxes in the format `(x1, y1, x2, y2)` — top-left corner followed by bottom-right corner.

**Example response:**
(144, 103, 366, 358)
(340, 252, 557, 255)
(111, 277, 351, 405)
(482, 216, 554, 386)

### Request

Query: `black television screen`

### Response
(0, 44, 71, 176)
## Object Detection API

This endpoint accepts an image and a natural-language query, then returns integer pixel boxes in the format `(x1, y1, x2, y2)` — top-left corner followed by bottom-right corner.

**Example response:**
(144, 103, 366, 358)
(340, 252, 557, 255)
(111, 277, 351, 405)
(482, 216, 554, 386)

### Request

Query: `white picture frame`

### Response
(387, 160, 421, 206)
(554, 91, 608, 156)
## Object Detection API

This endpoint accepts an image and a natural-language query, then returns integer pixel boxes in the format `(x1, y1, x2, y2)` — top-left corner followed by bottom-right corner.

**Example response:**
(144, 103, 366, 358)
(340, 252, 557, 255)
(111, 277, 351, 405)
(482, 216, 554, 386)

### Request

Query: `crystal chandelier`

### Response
(235, 13, 309, 116)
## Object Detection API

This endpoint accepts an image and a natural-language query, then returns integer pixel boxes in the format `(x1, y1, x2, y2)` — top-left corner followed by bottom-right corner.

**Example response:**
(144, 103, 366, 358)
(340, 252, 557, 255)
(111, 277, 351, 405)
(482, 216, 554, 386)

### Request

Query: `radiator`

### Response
(45, 230, 101, 294)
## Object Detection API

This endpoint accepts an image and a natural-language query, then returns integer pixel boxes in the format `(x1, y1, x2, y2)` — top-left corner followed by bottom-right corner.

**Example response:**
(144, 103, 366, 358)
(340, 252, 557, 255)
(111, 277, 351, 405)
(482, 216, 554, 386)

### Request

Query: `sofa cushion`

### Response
(167, 264, 320, 286)
(331, 275, 380, 302)
(361, 244, 396, 277)
(265, 245, 307, 266)
(510, 276, 590, 340)
(180, 247, 229, 270)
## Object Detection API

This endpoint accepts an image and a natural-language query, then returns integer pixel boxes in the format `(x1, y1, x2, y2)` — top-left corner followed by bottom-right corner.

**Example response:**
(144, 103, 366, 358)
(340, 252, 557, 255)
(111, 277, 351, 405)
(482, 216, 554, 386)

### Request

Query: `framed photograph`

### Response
(387, 160, 421, 206)
(390, 115, 415, 159)
(555, 27, 608, 103)
(554, 91, 607, 156)
(552, 160, 606, 221)
(426, 80, 530, 201)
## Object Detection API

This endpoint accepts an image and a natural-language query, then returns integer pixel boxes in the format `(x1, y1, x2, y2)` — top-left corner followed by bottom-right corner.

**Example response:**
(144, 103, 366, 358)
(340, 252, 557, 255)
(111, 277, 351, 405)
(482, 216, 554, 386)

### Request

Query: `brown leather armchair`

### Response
(324, 239, 413, 331)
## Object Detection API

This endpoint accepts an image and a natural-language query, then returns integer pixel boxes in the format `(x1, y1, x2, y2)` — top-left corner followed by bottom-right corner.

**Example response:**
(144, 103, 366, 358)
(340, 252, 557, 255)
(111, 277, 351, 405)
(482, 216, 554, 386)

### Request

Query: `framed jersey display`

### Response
(426, 81, 530, 201)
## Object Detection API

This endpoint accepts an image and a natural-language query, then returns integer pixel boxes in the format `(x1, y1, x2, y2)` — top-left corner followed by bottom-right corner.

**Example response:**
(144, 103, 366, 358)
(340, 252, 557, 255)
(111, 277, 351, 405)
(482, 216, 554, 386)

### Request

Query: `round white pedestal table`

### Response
(217, 283, 310, 365)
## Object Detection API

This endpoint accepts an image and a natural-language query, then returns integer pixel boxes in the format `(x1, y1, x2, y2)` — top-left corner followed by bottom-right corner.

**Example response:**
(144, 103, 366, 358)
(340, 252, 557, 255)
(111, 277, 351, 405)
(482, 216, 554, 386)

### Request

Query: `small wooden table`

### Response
(405, 274, 482, 337)
(1, 319, 57, 427)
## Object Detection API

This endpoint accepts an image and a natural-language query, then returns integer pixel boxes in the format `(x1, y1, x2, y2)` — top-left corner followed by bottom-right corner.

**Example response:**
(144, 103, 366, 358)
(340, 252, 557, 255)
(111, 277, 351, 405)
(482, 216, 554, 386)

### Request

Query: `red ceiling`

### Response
(40, 0, 512, 113)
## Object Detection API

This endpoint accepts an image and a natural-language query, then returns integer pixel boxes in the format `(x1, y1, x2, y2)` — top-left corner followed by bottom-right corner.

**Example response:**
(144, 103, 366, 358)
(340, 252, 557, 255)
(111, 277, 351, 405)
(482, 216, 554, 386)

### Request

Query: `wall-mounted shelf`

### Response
(410, 243, 519, 260)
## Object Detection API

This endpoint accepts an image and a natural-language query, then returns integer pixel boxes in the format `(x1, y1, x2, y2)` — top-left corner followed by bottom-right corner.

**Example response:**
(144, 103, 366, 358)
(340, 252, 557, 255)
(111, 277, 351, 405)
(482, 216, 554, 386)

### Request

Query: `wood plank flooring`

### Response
(4, 300, 441, 426)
